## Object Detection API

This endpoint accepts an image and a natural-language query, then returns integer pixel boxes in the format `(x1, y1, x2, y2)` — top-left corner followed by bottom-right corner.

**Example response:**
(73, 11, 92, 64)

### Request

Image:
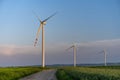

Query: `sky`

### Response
(0, 0, 120, 66)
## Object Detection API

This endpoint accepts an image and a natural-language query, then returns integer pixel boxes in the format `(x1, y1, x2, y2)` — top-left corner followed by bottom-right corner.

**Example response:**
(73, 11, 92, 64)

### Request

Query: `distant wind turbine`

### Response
(99, 49, 107, 66)
(66, 43, 77, 67)
(34, 12, 57, 68)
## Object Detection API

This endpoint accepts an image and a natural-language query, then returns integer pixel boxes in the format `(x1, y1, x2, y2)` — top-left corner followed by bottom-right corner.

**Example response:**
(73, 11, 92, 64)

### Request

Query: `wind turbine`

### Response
(66, 43, 77, 67)
(34, 12, 57, 68)
(99, 49, 107, 66)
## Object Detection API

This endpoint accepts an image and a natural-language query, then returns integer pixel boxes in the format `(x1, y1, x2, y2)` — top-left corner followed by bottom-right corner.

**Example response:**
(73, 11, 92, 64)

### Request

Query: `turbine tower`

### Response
(99, 49, 107, 66)
(103, 49, 107, 66)
(66, 43, 77, 67)
(34, 12, 57, 68)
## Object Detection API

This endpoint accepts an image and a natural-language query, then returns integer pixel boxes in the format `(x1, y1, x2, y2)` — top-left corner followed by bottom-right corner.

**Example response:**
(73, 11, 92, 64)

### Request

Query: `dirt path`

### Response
(19, 69, 57, 80)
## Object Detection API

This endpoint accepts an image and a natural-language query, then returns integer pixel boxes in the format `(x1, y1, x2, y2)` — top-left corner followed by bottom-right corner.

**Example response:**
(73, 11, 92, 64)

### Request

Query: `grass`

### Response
(56, 66, 120, 80)
(56, 68, 72, 80)
(0, 66, 46, 80)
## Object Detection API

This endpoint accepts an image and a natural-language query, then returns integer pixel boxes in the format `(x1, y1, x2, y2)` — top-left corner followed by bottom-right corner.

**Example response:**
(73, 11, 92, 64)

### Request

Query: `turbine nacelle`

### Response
(41, 21, 46, 25)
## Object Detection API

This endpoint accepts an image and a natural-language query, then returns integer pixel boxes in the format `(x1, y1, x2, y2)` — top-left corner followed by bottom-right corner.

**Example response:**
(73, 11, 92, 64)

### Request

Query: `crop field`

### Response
(0, 67, 45, 80)
(88, 66, 120, 69)
(56, 66, 120, 80)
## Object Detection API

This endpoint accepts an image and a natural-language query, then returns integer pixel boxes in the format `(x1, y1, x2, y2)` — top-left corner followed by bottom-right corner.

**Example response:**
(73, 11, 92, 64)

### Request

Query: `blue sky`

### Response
(0, 0, 120, 66)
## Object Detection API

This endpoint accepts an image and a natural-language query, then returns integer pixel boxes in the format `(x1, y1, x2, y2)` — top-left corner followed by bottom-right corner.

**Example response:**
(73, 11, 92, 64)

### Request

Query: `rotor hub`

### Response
(42, 21, 46, 25)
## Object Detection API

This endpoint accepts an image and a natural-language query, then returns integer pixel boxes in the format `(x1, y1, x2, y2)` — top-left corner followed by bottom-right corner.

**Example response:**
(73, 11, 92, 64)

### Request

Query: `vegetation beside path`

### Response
(56, 66, 120, 80)
(0, 66, 46, 80)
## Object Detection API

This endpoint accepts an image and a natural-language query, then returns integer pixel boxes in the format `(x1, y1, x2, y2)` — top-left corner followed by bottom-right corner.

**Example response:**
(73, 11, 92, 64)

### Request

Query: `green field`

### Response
(1, 66, 120, 80)
(56, 66, 120, 80)
(0, 66, 45, 80)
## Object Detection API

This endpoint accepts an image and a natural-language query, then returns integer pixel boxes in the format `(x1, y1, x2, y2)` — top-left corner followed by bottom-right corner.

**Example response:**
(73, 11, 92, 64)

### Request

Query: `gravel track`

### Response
(19, 69, 57, 80)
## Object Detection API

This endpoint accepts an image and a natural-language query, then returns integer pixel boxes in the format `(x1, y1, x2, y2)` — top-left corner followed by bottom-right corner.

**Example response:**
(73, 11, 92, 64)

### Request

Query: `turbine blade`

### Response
(43, 12, 57, 22)
(66, 45, 74, 51)
(34, 24, 42, 47)
(33, 11, 42, 22)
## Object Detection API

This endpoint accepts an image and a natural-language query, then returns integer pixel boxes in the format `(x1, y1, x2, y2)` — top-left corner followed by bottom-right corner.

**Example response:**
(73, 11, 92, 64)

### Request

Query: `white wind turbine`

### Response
(99, 49, 107, 66)
(34, 12, 57, 68)
(66, 43, 77, 67)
